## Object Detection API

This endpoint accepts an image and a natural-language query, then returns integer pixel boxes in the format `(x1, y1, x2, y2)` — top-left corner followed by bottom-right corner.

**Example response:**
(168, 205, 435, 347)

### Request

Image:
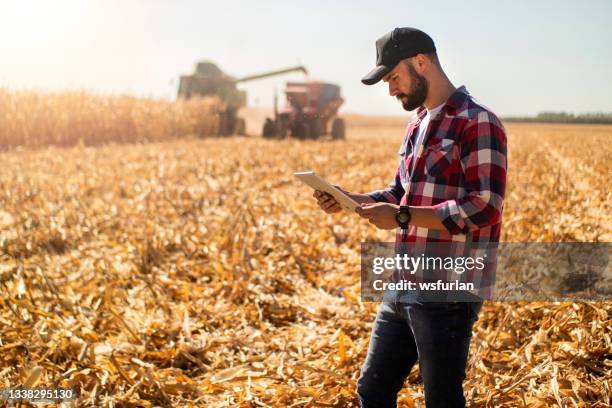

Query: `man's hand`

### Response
(313, 185, 377, 214)
(355, 202, 399, 230)
(313, 189, 342, 214)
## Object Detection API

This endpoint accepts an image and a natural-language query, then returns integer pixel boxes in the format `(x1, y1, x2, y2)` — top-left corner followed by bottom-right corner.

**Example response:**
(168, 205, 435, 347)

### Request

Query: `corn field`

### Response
(0, 95, 610, 407)
(0, 89, 220, 148)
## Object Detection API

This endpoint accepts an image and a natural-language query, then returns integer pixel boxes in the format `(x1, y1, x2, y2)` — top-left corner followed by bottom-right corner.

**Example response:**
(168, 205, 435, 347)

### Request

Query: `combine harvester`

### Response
(177, 61, 307, 136)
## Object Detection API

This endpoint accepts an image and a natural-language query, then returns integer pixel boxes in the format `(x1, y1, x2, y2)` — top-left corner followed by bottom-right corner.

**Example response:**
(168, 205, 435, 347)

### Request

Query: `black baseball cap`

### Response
(362, 27, 436, 85)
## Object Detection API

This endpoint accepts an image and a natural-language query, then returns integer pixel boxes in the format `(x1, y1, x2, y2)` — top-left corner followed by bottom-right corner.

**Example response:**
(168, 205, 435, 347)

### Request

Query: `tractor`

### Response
(262, 81, 345, 140)
(177, 61, 307, 136)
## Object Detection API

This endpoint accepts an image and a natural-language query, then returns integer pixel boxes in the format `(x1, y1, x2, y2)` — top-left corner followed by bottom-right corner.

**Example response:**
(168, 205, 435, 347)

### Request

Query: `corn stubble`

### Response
(0, 98, 611, 407)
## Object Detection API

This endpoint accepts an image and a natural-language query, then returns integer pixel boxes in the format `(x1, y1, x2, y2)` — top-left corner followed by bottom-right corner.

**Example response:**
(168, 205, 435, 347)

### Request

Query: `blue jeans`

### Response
(356, 298, 483, 408)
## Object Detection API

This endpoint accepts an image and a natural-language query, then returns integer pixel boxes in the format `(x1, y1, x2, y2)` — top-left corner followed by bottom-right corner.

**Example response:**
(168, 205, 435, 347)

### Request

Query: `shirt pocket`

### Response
(397, 141, 412, 185)
(424, 139, 456, 178)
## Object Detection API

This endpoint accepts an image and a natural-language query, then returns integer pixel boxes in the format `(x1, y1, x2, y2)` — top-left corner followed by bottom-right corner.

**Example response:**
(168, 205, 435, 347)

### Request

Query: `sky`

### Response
(0, 0, 611, 116)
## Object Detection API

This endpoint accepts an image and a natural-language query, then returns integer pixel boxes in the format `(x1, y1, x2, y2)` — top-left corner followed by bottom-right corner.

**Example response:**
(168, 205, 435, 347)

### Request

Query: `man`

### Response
(313, 27, 507, 407)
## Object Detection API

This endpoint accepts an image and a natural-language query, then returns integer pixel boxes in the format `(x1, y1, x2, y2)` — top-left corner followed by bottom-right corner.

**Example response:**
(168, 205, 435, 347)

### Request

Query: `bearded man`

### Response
(313, 27, 507, 407)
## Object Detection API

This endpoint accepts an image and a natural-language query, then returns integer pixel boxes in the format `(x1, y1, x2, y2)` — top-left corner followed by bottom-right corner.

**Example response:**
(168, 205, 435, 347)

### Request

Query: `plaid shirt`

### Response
(367, 86, 507, 299)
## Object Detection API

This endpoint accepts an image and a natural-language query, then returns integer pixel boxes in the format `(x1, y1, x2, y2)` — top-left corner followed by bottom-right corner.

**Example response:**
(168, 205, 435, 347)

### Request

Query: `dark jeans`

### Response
(356, 299, 483, 408)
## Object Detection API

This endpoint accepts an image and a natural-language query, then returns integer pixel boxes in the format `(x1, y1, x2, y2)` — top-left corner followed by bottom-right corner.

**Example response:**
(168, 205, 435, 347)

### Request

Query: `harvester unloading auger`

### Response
(177, 61, 308, 136)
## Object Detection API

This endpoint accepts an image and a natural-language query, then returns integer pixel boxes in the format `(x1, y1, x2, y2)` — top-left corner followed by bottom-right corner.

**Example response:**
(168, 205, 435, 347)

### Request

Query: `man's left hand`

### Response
(355, 202, 399, 230)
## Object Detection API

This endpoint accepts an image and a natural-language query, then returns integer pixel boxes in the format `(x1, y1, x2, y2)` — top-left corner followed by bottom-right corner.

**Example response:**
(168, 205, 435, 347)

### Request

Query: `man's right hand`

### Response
(313, 189, 342, 214)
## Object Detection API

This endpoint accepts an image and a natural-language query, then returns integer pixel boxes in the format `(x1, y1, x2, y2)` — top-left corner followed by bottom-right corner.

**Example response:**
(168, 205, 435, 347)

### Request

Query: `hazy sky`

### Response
(1, 0, 611, 116)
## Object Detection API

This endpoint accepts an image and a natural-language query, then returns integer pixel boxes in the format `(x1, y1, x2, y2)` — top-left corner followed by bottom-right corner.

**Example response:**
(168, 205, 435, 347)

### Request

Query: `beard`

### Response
(396, 63, 428, 111)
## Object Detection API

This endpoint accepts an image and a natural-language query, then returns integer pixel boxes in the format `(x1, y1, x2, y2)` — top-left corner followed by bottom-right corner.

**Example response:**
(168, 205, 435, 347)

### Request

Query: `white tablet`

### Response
(294, 171, 359, 212)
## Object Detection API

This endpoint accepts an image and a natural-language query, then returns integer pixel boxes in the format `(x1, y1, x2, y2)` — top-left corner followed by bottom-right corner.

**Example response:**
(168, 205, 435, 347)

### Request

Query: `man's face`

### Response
(383, 58, 428, 111)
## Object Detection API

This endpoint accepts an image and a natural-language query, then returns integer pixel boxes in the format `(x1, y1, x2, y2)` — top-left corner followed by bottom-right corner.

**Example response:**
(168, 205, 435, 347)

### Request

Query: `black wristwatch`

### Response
(395, 205, 411, 229)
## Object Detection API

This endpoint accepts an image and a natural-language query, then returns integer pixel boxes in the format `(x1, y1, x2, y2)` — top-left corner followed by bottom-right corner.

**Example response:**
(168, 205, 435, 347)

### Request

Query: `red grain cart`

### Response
(263, 81, 345, 139)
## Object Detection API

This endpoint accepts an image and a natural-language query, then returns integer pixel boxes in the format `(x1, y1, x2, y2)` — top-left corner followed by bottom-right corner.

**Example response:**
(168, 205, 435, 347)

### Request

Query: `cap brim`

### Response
(361, 65, 391, 85)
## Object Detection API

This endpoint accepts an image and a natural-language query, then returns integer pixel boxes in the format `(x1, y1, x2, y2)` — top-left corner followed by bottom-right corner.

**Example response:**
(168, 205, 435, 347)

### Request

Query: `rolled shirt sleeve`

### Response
(366, 165, 405, 204)
(433, 110, 507, 234)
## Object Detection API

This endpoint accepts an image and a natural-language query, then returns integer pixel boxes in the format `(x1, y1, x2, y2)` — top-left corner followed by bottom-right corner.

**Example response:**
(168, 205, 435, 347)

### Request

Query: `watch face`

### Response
(398, 212, 410, 223)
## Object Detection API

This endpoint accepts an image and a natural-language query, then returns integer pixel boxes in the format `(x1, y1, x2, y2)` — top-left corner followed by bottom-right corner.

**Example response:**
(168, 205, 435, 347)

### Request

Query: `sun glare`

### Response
(0, 0, 87, 41)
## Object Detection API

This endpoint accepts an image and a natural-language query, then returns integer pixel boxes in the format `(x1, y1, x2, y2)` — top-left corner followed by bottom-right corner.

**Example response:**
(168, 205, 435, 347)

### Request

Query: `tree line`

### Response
(503, 112, 612, 124)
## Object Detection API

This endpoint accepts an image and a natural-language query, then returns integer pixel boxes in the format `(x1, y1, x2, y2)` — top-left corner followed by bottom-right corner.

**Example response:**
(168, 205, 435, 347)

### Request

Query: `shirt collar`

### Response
(415, 85, 469, 120)
(444, 85, 469, 114)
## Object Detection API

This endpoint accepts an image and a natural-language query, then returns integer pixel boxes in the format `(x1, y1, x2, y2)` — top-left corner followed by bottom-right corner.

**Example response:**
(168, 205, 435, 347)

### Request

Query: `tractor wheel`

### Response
(279, 122, 288, 138)
(218, 112, 229, 136)
(310, 119, 323, 139)
(292, 122, 307, 139)
(331, 117, 346, 140)
(262, 118, 276, 138)
(303, 123, 313, 139)
(236, 118, 246, 136)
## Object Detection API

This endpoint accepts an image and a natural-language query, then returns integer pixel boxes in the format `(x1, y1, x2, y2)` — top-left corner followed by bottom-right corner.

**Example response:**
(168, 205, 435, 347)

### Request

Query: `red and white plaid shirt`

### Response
(367, 86, 507, 299)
